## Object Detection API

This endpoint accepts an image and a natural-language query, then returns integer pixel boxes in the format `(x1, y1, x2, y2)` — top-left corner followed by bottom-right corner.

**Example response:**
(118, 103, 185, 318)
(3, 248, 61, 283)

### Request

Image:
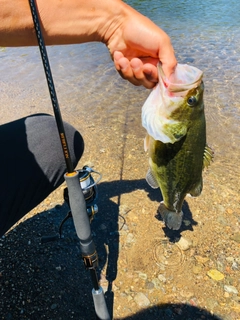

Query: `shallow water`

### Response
(0, 0, 239, 194)
(1, 1, 240, 319)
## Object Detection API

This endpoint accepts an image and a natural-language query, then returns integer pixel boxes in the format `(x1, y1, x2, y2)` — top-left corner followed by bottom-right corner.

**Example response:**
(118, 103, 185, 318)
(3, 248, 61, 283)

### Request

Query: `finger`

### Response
(158, 38, 177, 78)
(114, 52, 156, 88)
(113, 51, 124, 70)
(130, 58, 157, 88)
(142, 63, 158, 83)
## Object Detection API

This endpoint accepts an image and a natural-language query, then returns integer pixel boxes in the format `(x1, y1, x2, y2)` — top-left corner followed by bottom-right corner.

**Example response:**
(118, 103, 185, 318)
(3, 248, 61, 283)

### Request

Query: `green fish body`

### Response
(142, 64, 213, 230)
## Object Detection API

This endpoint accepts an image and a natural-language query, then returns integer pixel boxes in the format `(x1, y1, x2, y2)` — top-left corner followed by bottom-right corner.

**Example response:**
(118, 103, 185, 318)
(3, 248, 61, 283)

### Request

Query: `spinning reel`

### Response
(41, 166, 102, 243)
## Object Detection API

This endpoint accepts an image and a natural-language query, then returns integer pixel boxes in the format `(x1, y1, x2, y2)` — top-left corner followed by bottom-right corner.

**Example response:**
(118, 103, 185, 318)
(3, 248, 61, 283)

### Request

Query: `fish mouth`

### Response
(158, 63, 203, 96)
(158, 201, 183, 230)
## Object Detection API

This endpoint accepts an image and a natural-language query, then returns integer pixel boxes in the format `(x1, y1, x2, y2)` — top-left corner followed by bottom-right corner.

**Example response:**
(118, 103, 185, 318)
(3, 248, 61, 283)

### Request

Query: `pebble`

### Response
(224, 285, 238, 294)
(207, 269, 225, 281)
(134, 292, 150, 307)
(126, 233, 135, 245)
(232, 261, 238, 270)
(158, 274, 166, 283)
(138, 272, 147, 280)
(205, 297, 219, 310)
(230, 232, 240, 243)
(51, 303, 58, 310)
(145, 281, 154, 290)
(177, 236, 192, 251)
(192, 264, 202, 274)
(151, 278, 163, 290)
(195, 255, 209, 264)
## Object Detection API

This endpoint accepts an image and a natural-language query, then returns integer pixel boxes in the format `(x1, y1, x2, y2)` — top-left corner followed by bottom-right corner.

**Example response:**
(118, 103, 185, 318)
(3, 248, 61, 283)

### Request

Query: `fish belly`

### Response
(149, 129, 205, 230)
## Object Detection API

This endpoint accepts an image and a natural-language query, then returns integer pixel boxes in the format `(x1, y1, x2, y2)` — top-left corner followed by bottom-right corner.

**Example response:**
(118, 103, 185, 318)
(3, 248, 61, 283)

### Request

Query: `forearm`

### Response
(0, 0, 126, 47)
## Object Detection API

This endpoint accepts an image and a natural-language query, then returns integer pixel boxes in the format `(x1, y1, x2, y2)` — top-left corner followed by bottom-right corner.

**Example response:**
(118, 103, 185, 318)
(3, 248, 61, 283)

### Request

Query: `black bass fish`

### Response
(142, 63, 213, 230)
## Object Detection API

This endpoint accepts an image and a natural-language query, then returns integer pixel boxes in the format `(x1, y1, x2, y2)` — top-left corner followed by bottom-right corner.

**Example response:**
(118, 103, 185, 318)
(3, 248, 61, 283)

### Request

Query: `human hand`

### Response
(106, 3, 177, 89)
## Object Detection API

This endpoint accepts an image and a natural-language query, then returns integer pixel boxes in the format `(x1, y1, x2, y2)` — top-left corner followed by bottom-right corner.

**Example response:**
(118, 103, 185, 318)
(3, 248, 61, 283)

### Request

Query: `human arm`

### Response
(0, 0, 177, 88)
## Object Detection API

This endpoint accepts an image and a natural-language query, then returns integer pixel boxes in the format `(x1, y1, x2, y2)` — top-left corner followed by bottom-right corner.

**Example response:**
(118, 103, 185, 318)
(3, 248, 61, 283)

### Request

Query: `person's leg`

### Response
(0, 113, 84, 236)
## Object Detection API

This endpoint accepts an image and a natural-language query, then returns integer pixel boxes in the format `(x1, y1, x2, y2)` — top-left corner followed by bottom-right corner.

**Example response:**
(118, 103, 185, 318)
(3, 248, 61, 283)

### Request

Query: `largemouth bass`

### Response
(142, 63, 213, 230)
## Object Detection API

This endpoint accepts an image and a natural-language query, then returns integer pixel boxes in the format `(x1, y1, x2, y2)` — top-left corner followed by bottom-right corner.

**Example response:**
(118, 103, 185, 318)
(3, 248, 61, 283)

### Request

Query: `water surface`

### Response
(0, 0, 240, 194)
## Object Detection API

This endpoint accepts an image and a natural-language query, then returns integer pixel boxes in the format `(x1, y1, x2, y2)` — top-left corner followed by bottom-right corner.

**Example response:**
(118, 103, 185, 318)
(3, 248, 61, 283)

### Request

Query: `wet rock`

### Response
(126, 233, 135, 245)
(145, 281, 154, 290)
(151, 278, 163, 290)
(192, 264, 202, 274)
(224, 285, 238, 294)
(134, 292, 150, 307)
(230, 232, 240, 243)
(207, 269, 225, 281)
(205, 297, 219, 310)
(138, 272, 148, 280)
(158, 274, 166, 283)
(177, 236, 192, 251)
(195, 255, 209, 264)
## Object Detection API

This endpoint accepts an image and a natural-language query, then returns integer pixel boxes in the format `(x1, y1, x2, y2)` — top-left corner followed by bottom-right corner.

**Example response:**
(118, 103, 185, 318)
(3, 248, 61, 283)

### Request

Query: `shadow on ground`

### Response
(0, 179, 215, 320)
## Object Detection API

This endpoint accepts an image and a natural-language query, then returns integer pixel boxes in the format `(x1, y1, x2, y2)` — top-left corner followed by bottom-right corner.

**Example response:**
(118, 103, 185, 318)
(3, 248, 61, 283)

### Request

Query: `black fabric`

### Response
(0, 114, 84, 236)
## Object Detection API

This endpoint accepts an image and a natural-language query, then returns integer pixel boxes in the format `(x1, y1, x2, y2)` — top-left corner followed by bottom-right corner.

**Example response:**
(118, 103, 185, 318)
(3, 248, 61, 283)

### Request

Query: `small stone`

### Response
(177, 236, 192, 251)
(207, 269, 225, 281)
(51, 303, 58, 310)
(126, 233, 135, 244)
(138, 272, 148, 280)
(183, 219, 191, 226)
(206, 298, 219, 310)
(158, 274, 167, 283)
(232, 262, 238, 270)
(145, 281, 154, 290)
(195, 255, 209, 264)
(152, 278, 163, 290)
(134, 292, 150, 307)
(230, 232, 240, 243)
(192, 264, 202, 274)
(226, 257, 235, 263)
(224, 285, 238, 294)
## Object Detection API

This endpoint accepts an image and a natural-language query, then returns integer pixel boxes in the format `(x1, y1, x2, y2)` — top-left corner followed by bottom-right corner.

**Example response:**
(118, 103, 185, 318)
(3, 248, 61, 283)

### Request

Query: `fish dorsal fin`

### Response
(203, 144, 214, 170)
(146, 168, 159, 189)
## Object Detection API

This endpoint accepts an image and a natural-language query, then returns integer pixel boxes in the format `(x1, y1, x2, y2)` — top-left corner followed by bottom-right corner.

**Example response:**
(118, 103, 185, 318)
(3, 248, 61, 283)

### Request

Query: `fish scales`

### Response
(142, 64, 213, 230)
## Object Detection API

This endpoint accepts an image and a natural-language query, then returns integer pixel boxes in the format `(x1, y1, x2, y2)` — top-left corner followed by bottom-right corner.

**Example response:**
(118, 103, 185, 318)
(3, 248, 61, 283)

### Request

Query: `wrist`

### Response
(37, 0, 128, 45)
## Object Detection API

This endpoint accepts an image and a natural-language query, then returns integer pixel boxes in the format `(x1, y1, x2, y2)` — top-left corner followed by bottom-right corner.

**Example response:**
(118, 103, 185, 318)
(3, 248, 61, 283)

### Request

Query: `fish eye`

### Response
(187, 96, 197, 107)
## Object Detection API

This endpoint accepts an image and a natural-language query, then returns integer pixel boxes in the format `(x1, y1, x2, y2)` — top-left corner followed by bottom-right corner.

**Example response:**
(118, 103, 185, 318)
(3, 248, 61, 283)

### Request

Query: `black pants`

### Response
(0, 114, 84, 236)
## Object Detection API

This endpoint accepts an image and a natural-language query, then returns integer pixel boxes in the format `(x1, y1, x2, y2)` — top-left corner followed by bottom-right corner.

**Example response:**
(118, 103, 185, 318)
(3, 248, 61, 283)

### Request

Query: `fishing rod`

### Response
(28, 1, 110, 319)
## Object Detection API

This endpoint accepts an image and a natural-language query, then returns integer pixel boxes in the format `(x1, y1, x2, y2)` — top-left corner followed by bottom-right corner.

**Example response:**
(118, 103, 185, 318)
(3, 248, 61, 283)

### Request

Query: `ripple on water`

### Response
(153, 239, 185, 271)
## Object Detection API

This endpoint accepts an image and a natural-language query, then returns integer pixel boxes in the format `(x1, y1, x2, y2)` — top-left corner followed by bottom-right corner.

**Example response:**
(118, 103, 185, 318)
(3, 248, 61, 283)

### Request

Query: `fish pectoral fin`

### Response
(146, 168, 159, 189)
(166, 122, 188, 143)
(158, 202, 183, 230)
(144, 134, 150, 152)
(203, 144, 214, 170)
(189, 177, 203, 197)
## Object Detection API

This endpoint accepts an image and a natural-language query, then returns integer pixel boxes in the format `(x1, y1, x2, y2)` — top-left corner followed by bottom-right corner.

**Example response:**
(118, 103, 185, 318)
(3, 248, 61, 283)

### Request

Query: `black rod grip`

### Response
(64, 172, 92, 241)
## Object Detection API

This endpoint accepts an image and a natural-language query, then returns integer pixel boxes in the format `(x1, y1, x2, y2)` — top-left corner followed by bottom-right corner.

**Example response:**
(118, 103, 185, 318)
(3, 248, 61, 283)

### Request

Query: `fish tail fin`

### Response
(158, 201, 183, 230)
